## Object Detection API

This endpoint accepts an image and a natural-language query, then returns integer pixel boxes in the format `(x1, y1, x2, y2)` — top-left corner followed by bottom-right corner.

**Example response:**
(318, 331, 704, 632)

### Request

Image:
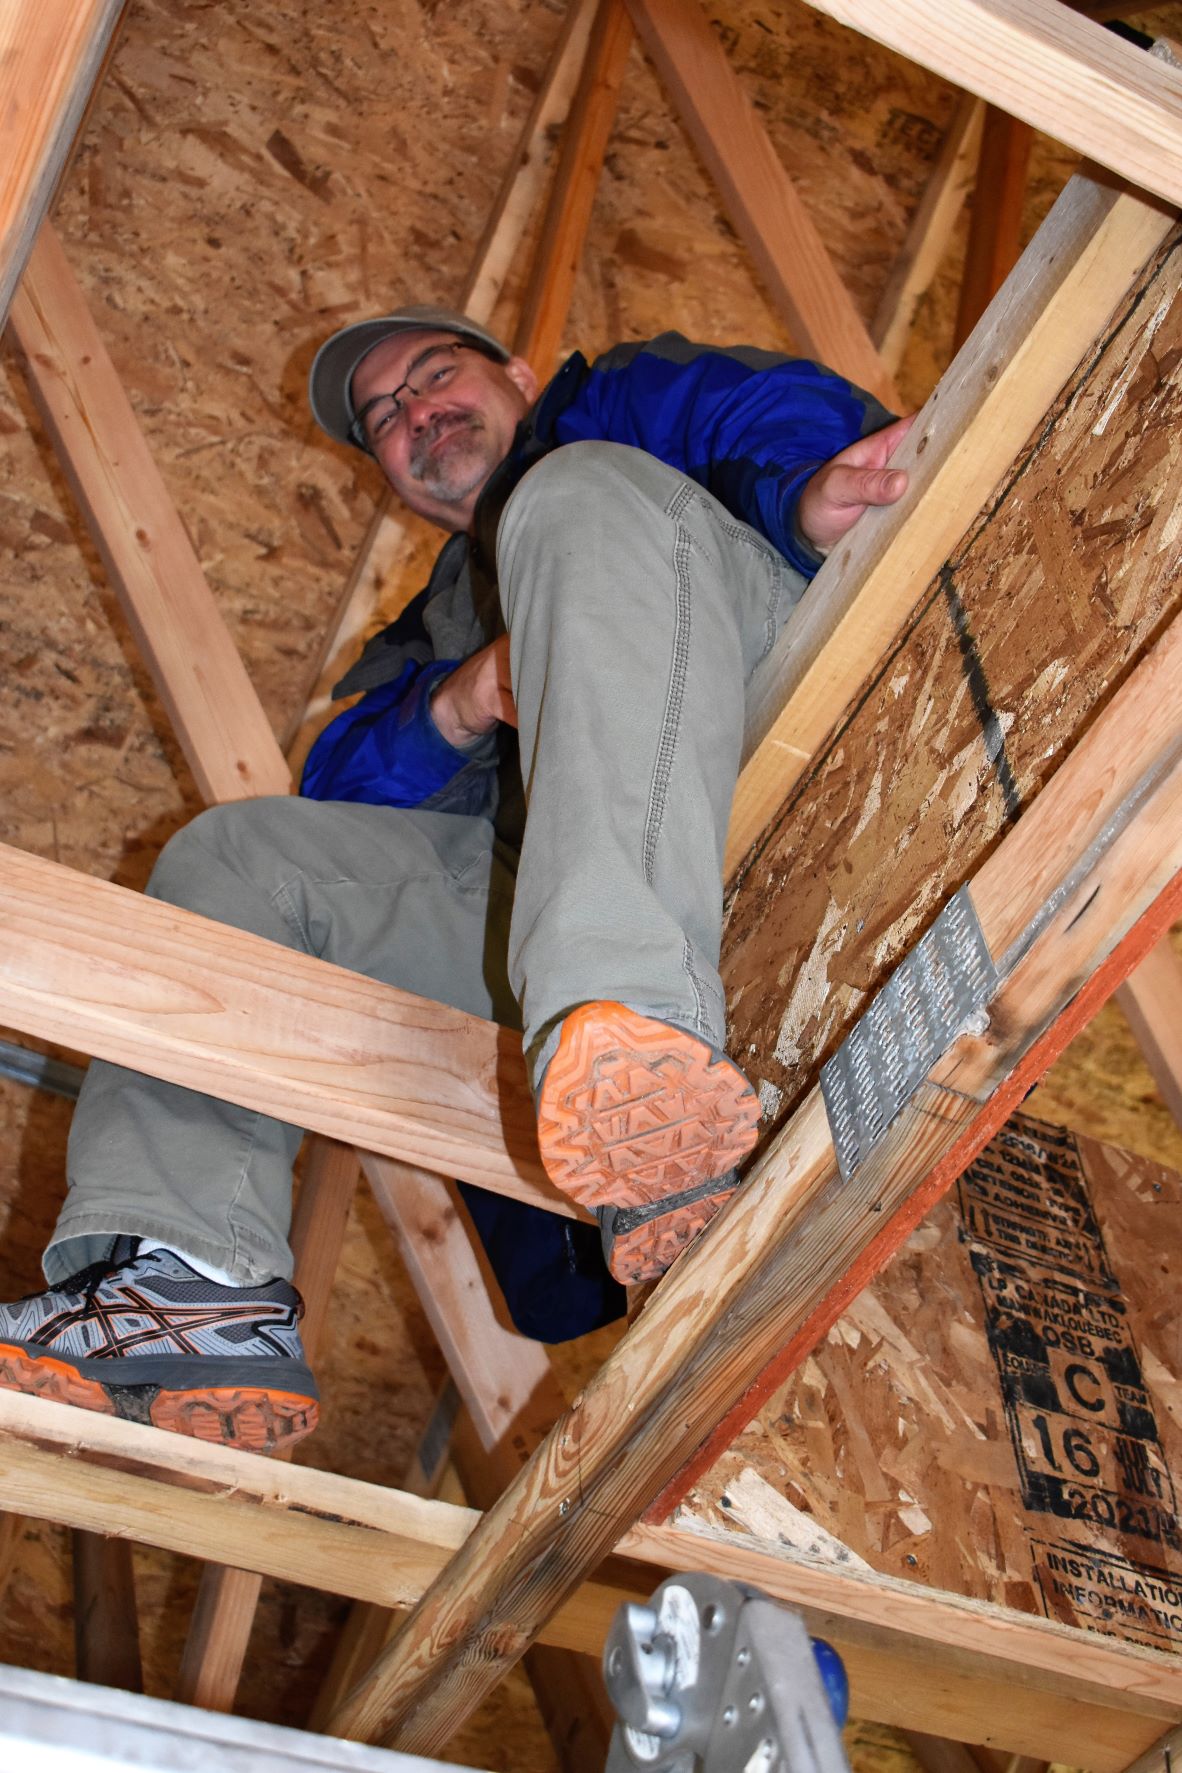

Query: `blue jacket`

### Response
(302, 335, 889, 812)
(301, 335, 890, 1341)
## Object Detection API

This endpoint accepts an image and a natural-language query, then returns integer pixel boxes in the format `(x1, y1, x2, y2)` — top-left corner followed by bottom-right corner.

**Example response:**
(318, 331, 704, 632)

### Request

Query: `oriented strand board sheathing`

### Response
(0, 0, 964, 1747)
(723, 227, 1182, 1127)
(0, 0, 1180, 1756)
(683, 1112, 1182, 1657)
(0, 0, 969, 882)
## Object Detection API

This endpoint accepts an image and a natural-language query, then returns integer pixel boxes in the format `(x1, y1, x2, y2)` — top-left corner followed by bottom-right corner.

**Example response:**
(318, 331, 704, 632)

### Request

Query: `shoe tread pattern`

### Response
(0, 1343, 318, 1453)
(537, 1003, 759, 1282)
(606, 1184, 741, 1284)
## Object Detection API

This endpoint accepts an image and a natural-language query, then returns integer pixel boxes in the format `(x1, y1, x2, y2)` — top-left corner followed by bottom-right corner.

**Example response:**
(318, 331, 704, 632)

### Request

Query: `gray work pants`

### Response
(47, 444, 801, 1285)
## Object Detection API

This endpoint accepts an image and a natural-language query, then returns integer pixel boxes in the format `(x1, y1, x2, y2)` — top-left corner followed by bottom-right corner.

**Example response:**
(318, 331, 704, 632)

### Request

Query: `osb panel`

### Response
(684, 1110, 1182, 1657)
(0, 5, 971, 1754)
(723, 228, 1182, 1123)
(2, 0, 1181, 1764)
(0, 0, 970, 885)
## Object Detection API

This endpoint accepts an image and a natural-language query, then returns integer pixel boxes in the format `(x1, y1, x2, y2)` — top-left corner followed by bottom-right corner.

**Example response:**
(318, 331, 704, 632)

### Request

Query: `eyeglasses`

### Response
(350, 341, 475, 452)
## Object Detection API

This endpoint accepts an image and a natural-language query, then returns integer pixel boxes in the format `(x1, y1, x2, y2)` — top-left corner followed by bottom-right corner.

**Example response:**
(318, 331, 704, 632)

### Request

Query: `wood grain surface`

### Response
(725, 220, 1182, 1138)
(799, 0, 1182, 206)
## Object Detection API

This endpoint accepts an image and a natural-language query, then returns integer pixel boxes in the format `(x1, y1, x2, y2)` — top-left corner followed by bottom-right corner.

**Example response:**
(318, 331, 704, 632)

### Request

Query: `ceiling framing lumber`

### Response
(621, 0, 898, 406)
(173, 1134, 358, 1713)
(1116, 941, 1182, 1130)
(513, 0, 635, 375)
(0, 1391, 1177, 1766)
(8, 198, 594, 1761)
(952, 104, 1033, 348)
(72, 1528, 143, 1694)
(364, 1157, 563, 1453)
(871, 93, 984, 374)
(0, 0, 124, 327)
(321, 586, 1182, 1752)
(287, 0, 602, 766)
(797, 0, 1182, 207)
(0, 840, 565, 1211)
(10, 227, 290, 804)
(726, 163, 1175, 878)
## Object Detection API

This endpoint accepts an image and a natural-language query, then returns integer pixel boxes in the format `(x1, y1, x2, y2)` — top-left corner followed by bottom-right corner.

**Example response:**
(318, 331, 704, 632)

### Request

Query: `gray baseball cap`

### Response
(308, 303, 511, 449)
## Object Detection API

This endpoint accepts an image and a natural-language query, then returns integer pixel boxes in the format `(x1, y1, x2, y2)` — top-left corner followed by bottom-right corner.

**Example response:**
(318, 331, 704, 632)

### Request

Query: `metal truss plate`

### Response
(820, 886, 997, 1181)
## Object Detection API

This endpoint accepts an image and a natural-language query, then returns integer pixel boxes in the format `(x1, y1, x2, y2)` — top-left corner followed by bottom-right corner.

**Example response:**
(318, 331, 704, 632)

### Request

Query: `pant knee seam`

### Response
(642, 518, 693, 884)
(709, 510, 793, 663)
(680, 935, 710, 1037)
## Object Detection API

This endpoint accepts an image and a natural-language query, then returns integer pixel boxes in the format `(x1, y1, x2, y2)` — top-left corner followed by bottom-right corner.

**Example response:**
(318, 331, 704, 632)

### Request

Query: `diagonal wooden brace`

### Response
(323, 601, 1182, 1755)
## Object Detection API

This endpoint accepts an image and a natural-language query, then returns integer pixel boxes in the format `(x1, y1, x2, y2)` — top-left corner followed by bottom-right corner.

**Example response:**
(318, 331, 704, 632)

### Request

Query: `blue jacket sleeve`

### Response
(551, 337, 893, 577)
(300, 659, 498, 815)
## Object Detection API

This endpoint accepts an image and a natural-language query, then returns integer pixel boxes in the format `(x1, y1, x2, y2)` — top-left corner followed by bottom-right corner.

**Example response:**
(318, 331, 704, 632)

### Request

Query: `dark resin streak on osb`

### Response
(722, 229, 1182, 1130)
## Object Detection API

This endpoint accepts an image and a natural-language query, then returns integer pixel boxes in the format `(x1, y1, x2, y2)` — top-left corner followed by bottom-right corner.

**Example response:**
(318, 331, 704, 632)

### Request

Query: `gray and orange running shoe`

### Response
(536, 1001, 760, 1283)
(0, 1244, 318, 1453)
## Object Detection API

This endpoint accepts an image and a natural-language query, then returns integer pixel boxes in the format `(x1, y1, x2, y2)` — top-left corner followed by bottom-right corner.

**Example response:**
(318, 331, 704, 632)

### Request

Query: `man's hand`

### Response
(430, 634, 517, 748)
(797, 412, 915, 556)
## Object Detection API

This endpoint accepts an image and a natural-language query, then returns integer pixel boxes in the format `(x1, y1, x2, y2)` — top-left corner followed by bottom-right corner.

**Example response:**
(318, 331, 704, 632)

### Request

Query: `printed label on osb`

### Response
(1032, 1541, 1182, 1648)
(960, 1115, 1181, 1647)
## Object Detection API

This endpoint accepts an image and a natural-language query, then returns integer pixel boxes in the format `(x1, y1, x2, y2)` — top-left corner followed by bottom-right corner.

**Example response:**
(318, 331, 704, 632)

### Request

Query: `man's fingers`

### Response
(822, 462, 907, 511)
(862, 465, 908, 505)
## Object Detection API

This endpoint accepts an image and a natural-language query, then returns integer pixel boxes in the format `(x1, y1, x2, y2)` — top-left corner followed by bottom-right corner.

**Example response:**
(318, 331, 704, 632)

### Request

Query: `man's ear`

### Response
(504, 355, 540, 403)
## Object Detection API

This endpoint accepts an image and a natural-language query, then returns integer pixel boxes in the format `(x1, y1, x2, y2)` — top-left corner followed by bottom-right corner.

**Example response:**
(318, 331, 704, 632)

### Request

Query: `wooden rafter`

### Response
(953, 105, 1034, 349)
(1116, 940, 1182, 1131)
(872, 93, 984, 374)
(0, 0, 124, 326)
(797, 0, 1182, 207)
(513, 0, 635, 375)
(287, 0, 603, 768)
(325, 587, 1182, 1755)
(364, 1159, 563, 1450)
(10, 227, 290, 804)
(623, 0, 897, 406)
(726, 165, 1175, 876)
(72, 1529, 142, 1694)
(0, 1392, 1177, 1765)
(0, 841, 560, 1209)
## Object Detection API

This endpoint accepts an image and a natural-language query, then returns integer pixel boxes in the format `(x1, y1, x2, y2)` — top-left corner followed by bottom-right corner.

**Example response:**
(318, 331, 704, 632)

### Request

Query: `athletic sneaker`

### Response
(536, 1002, 760, 1283)
(0, 1244, 318, 1453)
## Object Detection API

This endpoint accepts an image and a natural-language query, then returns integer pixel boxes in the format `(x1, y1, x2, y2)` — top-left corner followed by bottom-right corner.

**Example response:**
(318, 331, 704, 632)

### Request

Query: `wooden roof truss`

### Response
(2, 0, 1182, 1767)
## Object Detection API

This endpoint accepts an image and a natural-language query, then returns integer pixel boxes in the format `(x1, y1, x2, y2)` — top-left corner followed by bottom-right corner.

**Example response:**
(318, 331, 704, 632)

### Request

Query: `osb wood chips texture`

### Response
(0, 0, 963, 886)
(0, 0, 972, 1760)
(685, 1111, 1182, 1657)
(0, 0, 1179, 1763)
(723, 226, 1182, 1122)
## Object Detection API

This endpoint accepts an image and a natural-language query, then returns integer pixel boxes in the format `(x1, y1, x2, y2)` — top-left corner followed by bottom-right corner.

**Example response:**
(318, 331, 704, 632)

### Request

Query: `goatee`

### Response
(410, 413, 489, 503)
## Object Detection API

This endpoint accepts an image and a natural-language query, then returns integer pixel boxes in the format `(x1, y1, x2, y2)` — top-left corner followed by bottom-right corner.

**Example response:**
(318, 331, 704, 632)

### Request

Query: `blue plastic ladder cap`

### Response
(810, 1637, 849, 1728)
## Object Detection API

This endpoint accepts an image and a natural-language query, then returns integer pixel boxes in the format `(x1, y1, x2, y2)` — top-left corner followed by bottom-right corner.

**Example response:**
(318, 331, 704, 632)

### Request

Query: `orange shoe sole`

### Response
(151, 1387, 319, 1453)
(0, 1344, 318, 1455)
(537, 1001, 760, 1215)
(604, 1178, 742, 1285)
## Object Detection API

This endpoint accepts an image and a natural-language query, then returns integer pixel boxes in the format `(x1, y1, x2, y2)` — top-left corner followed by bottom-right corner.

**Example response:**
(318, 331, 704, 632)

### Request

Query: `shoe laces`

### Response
(53, 1236, 145, 1310)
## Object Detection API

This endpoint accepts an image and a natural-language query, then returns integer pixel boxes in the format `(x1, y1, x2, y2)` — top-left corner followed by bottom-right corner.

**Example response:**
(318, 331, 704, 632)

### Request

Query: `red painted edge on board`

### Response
(644, 863, 1182, 1525)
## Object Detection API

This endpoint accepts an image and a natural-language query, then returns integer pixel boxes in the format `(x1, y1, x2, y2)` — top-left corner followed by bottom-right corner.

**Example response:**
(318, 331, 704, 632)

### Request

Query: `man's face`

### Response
(350, 330, 538, 533)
